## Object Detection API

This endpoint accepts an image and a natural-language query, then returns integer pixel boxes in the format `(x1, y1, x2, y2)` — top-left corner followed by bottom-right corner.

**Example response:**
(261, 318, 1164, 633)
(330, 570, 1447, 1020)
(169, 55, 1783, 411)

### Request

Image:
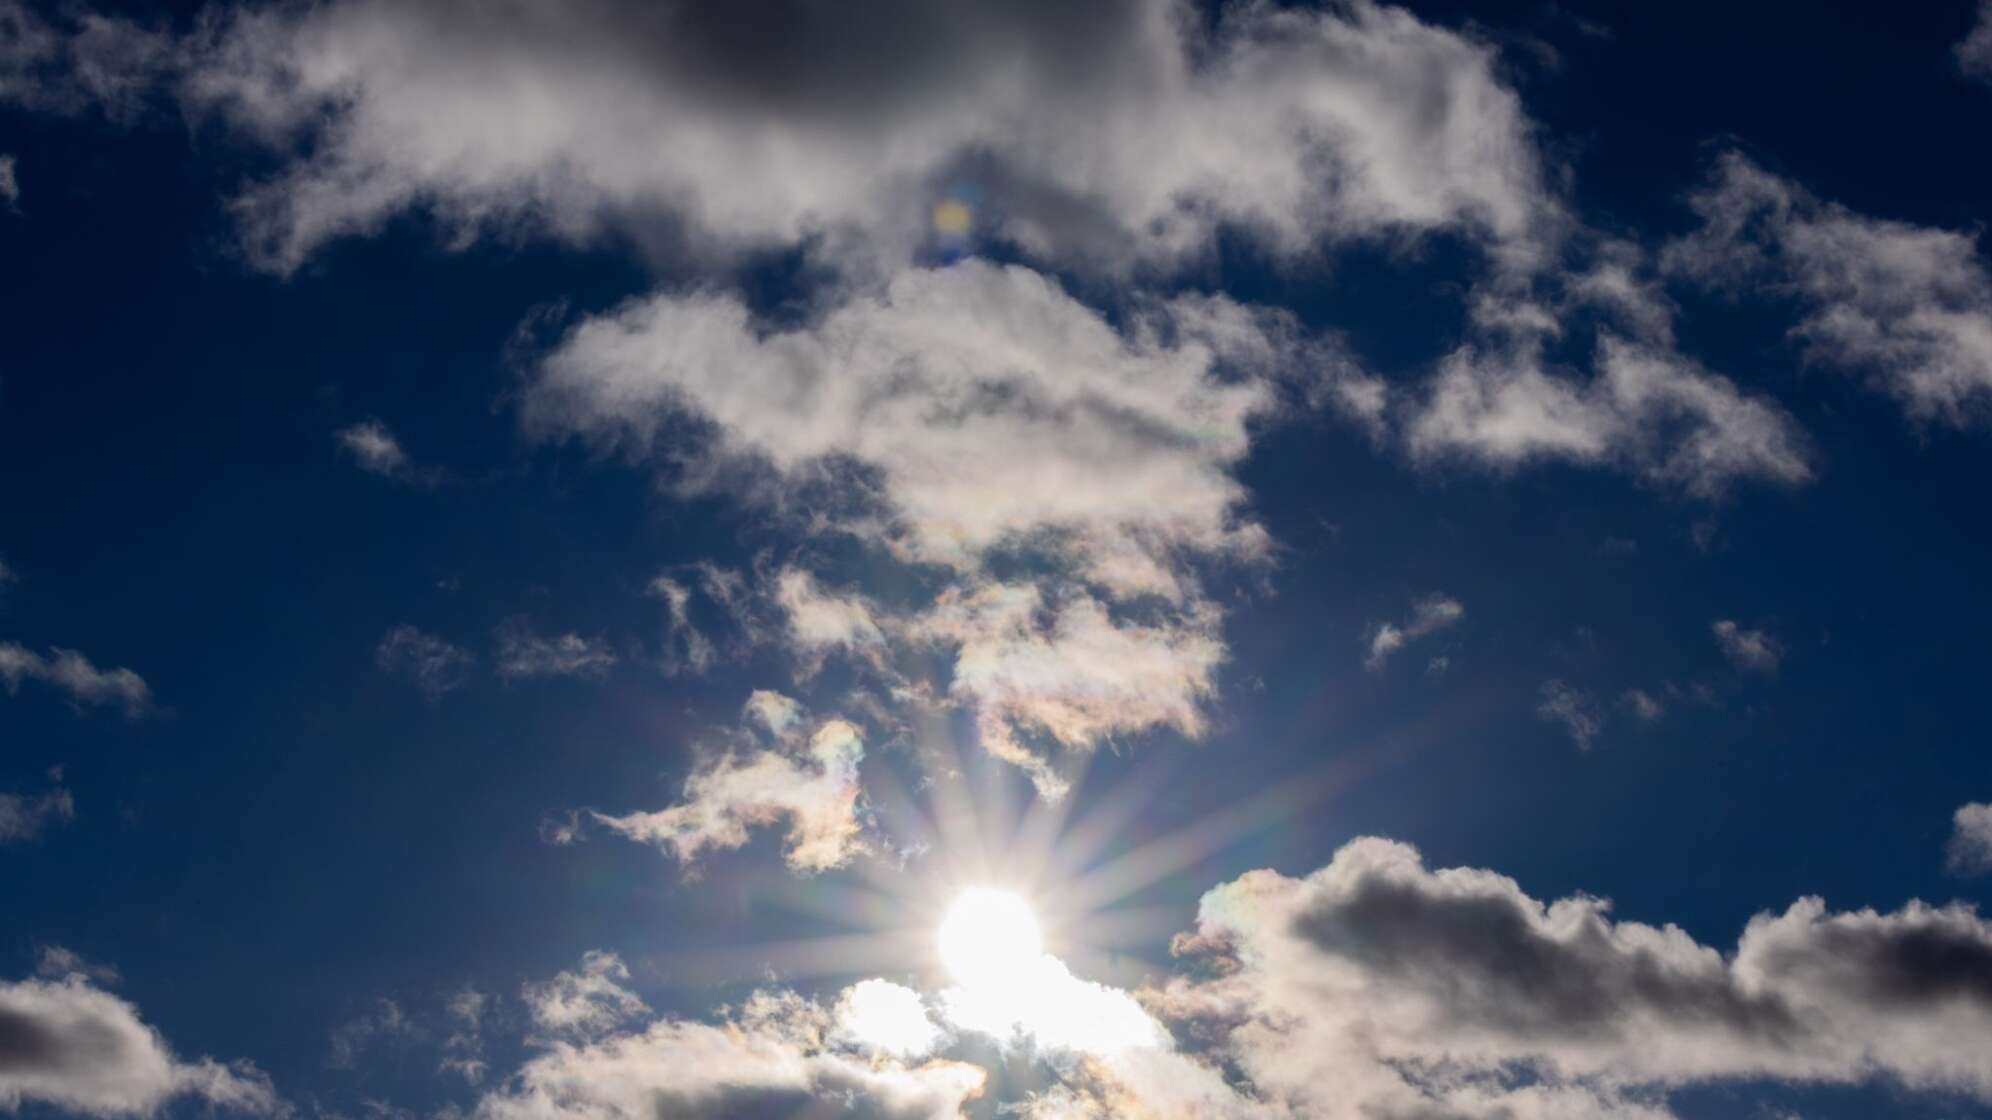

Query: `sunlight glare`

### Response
(938, 888, 1041, 987)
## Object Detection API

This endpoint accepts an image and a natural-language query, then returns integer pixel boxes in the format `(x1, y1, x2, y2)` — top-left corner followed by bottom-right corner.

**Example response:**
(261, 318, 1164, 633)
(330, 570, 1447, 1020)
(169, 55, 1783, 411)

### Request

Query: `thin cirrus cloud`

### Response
(492, 620, 617, 680)
(1364, 592, 1463, 670)
(0, 642, 152, 717)
(0, 773, 75, 844)
(374, 625, 473, 698)
(1536, 678, 1605, 750)
(0, 953, 277, 1118)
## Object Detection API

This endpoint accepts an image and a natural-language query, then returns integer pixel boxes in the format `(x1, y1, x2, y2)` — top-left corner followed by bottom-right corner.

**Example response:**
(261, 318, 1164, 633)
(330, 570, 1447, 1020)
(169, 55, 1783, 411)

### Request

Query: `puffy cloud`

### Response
(832, 980, 944, 1061)
(475, 982, 983, 1120)
(493, 620, 616, 680)
(374, 625, 473, 698)
(0, 963, 276, 1117)
(1950, 802, 1992, 876)
(528, 261, 1351, 788)
(1143, 836, 1992, 1118)
(1537, 678, 1604, 750)
(1712, 619, 1782, 672)
(0, 780, 74, 844)
(1364, 592, 1463, 670)
(1959, 1, 1992, 80)
(911, 583, 1225, 798)
(0, 643, 152, 717)
(1666, 152, 1992, 425)
(334, 420, 431, 484)
(1407, 331, 1811, 497)
(180, 0, 1554, 276)
(521, 952, 647, 1042)
(592, 701, 867, 872)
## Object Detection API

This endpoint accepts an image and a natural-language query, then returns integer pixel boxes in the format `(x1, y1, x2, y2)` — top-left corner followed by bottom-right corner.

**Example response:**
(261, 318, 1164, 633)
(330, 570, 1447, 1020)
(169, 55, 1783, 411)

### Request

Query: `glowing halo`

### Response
(937, 887, 1041, 988)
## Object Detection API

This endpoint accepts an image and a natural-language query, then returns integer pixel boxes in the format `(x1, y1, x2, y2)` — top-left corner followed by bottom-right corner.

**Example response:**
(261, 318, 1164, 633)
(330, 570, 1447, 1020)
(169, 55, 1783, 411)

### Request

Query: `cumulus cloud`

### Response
(374, 625, 473, 698)
(1138, 836, 1992, 1118)
(1364, 592, 1463, 670)
(527, 261, 1357, 790)
(1949, 802, 1992, 876)
(180, 0, 1554, 276)
(1407, 330, 1812, 497)
(493, 620, 616, 680)
(1959, 1, 1992, 80)
(1667, 151, 1992, 425)
(0, 776, 75, 844)
(592, 697, 867, 872)
(1712, 619, 1782, 672)
(479, 971, 982, 1120)
(0, 643, 152, 717)
(1537, 678, 1604, 749)
(0, 962, 276, 1117)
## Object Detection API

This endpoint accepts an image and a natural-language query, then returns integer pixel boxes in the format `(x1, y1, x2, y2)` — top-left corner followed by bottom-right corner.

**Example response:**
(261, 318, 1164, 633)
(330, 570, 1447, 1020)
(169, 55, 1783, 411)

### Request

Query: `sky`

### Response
(5, 0, 1992, 1117)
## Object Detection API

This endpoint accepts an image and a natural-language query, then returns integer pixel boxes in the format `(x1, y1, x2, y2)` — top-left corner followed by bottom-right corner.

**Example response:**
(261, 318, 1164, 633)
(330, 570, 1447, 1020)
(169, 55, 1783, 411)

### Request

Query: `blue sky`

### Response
(5, 1, 1992, 1118)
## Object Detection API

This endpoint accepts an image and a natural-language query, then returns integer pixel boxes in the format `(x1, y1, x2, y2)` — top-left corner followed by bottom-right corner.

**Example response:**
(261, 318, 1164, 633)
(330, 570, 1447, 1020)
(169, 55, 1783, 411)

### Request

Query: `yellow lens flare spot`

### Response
(931, 199, 974, 236)
(937, 887, 1040, 988)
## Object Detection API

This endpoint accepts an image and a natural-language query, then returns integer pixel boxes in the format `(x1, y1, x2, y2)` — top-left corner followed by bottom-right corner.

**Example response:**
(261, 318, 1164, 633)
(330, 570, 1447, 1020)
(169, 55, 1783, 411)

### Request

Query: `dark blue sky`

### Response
(5, 2, 1992, 1119)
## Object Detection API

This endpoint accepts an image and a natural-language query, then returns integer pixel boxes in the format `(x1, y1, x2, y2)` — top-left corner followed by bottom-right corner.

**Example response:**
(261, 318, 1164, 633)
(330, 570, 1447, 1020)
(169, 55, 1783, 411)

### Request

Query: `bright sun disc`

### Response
(938, 888, 1041, 987)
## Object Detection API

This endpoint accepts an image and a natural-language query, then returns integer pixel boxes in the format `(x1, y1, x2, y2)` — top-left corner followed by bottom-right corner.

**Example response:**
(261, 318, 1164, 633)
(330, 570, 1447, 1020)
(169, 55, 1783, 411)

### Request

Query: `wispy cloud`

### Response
(0, 642, 152, 717)
(1364, 593, 1464, 670)
(375, 625, 473, 698)
(1713, 619, 1783, 673)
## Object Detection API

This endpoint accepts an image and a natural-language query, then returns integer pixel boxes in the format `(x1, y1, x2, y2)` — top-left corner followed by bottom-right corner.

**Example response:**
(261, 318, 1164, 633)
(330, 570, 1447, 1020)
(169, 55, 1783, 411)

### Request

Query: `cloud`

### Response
(0, 0, 171, 119)
(1712, 619, 1782, 672)
(1959, 1, 1992, 79)
(0, 643, 152, 717)
(1537, 678, 1604, 749)
(0, 962, 276, 1117)
(1666, 151, 1992, 425)
(591, 697, 867, 872)
(181, 0, 1555, 276)
(832, 980, 944, 1061)
(1949, 802, 1992, 876)
(1364, 592, 1463, 670)
(521, 952, 648, 1042)
(527, 261, 1355, 790)
(335, 420, 442, 486)
(374, 625, 473, 698)
(1407, 330, 1812, 497)
(0, 777, 75, 845)
(492, 620, 616, 680)
(440, 988, 488, 1085)
(1621, 688, 1666, 722)
(1139, 836, 1992, 1118)
(328, 998, 415, 1069)
(478, 972, 983, 1120)
(0, 154, 16, 211)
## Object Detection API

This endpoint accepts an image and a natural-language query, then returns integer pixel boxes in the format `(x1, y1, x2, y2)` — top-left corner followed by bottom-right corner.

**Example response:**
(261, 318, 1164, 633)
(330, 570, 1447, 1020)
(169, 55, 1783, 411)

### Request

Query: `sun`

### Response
(937, 888, 1041, 988)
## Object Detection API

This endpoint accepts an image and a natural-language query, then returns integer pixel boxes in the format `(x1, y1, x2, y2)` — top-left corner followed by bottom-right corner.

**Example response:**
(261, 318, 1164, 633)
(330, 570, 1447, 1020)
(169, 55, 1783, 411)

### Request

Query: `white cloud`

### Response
(528, 260, 1349, 790)
(592, 703, 867, 872)
(476, 981, 983, 1120)
(832, 980, 944, 1061)
(1667, 152, 1992, 425)
(1949, 801, 1992, 876)
(181, 0, 1555, 276)
(441, 988, 489, 1085)
(0, 643, 152, 717)
(0, 154, 17, 211)
(1407, 331, 1812, 497)
(1364, 592, 1463, 670)
(0, 0, 170, 118)
(0, 777, 75, 844)
(335, 420, 441, 486)
(1537, 678, 1604, 749)
(0, 963, 276, 1118)
(521, 952, 648, 1042)
(1133, 836, 1992, 1118)
(1959, 1, 1992, 80)
(1712, 619, 1782, 672)
(493, 620, 616, 680)
(374, 625, 473, 698)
